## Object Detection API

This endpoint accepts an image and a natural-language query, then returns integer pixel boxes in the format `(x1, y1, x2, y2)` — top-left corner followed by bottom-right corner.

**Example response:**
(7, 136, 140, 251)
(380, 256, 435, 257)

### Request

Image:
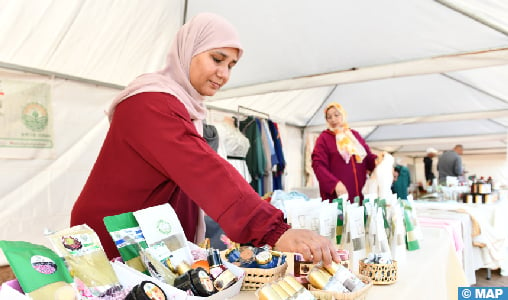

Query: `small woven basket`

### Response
(240, 263, 288, 291)
(358, 260, 397, 285)
(309, 274, 373, 300)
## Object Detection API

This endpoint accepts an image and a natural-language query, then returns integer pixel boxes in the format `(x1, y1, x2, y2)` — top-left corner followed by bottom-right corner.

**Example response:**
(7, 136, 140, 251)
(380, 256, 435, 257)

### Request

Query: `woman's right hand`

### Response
(334, 181, 347, 197)
(273, 229, 340, 266)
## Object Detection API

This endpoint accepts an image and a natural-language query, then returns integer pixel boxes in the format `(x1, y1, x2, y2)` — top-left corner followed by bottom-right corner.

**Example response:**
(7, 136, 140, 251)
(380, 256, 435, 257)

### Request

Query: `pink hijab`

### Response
(107, 12, 243, 135)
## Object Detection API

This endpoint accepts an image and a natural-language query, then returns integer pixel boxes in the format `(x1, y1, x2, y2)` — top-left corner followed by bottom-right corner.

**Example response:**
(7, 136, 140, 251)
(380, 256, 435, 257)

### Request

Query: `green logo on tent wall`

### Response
(22, 102, 48, 132)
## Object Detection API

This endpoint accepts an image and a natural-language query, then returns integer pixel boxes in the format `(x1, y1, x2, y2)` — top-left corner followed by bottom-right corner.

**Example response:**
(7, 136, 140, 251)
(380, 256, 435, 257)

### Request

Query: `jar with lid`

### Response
(125, 280, 167, 300)
(173, 262, 215, 296)
(207, 248, 238, 291)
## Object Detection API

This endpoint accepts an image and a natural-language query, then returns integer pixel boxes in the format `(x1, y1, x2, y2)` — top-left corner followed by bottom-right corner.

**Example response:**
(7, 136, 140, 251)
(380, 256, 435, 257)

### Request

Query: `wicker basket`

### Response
(240, 262, 288, 291)
(358, 260, 397, 285)
(309, 274, 373, 300)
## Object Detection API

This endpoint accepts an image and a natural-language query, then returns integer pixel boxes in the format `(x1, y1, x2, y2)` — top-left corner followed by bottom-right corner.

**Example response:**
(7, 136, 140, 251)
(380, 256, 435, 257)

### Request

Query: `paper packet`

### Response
(0, 240, 75, 300)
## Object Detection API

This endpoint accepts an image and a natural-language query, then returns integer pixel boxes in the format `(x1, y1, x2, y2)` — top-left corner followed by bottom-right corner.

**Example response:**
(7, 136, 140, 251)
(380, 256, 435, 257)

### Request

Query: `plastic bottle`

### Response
(307, 268, 349, 293)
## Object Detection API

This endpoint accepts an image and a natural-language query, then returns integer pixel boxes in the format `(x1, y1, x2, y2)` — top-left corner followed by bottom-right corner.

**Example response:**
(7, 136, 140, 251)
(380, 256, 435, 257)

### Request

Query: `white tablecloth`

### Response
(414, 199, 508, 276)
(416, 208, 476, 284)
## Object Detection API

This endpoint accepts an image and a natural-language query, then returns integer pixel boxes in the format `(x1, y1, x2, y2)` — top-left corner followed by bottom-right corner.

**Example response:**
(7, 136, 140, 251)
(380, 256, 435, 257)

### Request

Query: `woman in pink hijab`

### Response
(71, 13, 338, 266)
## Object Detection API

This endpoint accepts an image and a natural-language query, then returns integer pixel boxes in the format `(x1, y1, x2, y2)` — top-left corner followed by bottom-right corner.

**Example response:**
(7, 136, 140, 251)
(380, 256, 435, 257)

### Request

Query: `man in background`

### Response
(423, 147, 438, 186)
(437, 144, 464, 185)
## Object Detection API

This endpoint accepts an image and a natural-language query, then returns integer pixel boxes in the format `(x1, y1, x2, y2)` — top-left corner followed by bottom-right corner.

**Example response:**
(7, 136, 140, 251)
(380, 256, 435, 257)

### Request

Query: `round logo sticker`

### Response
(31, 255, 57, 275)
(156, 220, 172, 235)
(22, 102, 48, 132)
(62, 235, 83, 251)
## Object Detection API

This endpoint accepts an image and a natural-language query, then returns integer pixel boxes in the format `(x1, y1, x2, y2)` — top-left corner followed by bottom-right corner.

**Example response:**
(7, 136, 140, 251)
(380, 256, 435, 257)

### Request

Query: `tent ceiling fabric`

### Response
(0, 0, 507, 155)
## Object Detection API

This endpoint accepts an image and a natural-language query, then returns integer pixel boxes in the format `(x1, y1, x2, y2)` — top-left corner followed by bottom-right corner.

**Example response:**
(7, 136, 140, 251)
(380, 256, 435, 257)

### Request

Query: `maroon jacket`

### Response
(311, 129, 377, 203)
(71, 92, 289, 259)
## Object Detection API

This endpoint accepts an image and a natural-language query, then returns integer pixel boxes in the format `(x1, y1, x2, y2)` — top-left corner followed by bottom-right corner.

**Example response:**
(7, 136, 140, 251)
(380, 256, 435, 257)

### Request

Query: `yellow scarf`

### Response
(330, 128, 367, 164)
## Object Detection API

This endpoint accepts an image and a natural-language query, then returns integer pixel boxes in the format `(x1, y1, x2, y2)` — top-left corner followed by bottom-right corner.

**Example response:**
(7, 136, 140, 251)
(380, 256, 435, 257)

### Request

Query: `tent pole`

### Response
(0, 61, 124, 90)
(441, 73, 508, 103)
(182, 0, 189, 25)
(435, 0, 508, 36)
(300, 127, 306, 188)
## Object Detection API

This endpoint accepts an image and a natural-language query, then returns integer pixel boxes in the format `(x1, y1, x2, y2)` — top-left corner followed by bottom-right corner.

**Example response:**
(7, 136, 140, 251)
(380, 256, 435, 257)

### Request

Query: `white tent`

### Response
(0, 0, 507, 263)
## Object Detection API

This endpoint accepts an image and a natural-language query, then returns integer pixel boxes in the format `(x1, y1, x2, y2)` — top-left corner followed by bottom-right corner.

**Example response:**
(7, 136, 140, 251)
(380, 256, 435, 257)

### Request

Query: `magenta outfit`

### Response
(311, 129, 377, 203)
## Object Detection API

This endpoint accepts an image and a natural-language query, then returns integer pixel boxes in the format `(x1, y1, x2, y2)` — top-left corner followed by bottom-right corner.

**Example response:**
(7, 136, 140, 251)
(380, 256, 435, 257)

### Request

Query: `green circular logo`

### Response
(156, 220, 172, 234)
(22, 102, 48, 132)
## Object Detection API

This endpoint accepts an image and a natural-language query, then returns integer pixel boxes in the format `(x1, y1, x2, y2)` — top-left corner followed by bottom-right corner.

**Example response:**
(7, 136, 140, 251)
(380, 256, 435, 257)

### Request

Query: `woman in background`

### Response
(312, 102, 377, 203)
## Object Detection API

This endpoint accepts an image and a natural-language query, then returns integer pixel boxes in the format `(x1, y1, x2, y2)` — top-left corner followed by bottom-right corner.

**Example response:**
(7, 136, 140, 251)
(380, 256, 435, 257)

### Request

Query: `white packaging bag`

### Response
(133, 203, 193, 267)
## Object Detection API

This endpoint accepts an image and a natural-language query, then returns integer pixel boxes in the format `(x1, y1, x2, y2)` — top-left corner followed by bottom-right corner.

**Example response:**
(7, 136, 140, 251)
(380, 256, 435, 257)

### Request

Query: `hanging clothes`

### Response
(239, 116, 266, 195)
(268, 120, 286, 191)
(215, 120, 252, 183)
(259, 119, 274, 194)
(202, 122, 219, 152)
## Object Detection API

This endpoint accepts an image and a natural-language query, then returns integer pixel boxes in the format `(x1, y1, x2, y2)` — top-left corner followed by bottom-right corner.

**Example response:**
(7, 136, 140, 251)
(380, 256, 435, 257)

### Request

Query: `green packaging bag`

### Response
(103, 211, 149, 274)
(402, 200, 420, 251)
(0, 240, 75, 300)
(332, 197, 345, 244)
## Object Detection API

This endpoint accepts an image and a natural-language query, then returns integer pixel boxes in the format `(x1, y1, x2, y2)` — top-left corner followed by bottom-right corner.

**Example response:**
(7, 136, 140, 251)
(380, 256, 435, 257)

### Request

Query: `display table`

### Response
(417, 208, 476, 284)
(232, 226, 467, 300)
(414, 199, 508, 278)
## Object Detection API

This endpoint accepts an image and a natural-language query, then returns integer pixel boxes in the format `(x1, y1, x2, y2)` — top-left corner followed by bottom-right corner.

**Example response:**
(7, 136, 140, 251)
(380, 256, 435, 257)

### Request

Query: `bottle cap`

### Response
(255, 250, 273, 265)
(140, 281, 167, 300)
(214, 269, 237, 291)
(131, 281, 167, 300)
(189, 268, 215, 296)
(238, 246, 255, 262)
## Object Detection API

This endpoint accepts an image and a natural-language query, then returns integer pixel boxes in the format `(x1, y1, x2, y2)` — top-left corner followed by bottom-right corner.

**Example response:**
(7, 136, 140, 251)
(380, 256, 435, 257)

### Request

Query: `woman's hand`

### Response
(334, 181, 348, 197)
(273, 229, 340, 266)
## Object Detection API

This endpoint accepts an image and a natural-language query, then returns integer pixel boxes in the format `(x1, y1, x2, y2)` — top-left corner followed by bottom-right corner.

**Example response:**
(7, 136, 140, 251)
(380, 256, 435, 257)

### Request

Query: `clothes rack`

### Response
(236, 105, 269, 128)
(237, 105, 269, 119)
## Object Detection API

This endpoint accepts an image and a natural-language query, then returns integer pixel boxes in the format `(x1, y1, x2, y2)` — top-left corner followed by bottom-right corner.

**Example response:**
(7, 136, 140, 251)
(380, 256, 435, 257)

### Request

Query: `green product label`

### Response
(156, 220, 172, 235)
(103, 211, 148, 262)
(406, 239, 420, 251)
(0, 241, 72, 293)
(60, 234, 99, 256)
